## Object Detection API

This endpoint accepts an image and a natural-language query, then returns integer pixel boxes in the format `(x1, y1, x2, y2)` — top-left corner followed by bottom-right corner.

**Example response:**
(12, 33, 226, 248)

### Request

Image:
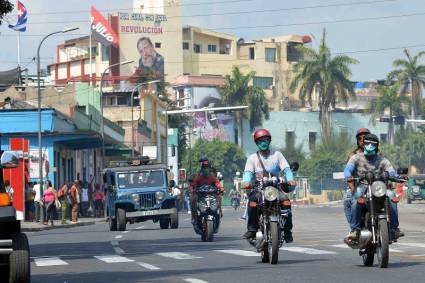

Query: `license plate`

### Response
(143, 211, 155, 216)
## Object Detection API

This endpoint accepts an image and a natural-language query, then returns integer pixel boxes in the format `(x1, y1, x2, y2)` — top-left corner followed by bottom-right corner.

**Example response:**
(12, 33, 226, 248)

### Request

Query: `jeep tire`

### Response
(170, 212, 179, 229)
(9, 233, 30, 283)
(117, 208, 127, 231)
(159, 217, 169, 229)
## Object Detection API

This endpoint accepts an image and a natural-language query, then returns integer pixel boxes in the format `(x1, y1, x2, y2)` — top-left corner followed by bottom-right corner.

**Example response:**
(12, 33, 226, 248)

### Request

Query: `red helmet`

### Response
(253, 129, 272, 142)
(356, 128, 370, 138)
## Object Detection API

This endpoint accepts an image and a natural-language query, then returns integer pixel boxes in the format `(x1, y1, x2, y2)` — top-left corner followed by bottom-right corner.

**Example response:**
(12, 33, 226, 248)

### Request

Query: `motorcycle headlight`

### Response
(371, 181, 386, 197)
(264, 186, 279, 201)
(155, 191, 165, 202)
(131, 194, 140, 203)
(209, 198, 218, 211)
(197, 201, 207, 212)
(413, 185, 421, 194)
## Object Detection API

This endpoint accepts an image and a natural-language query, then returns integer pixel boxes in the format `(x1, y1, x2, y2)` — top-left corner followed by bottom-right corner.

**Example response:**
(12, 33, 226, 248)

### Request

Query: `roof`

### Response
(184, 25, 238, 41)
(255, 34, 311, 44)
(105, 163, 168, 172)
(171, 75, 226, 87)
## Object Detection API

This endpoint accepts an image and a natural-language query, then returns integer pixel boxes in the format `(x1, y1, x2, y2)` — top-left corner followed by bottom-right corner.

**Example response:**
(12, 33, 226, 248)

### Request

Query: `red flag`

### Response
(90, 6, 118, 47)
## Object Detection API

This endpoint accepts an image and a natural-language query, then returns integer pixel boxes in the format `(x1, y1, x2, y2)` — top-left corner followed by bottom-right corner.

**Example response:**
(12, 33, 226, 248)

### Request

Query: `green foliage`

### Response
(181, 139, 246, 180)
(278, 133, 306, 164)
(299, 131, 354, 182)
(0, 0, 13, 25)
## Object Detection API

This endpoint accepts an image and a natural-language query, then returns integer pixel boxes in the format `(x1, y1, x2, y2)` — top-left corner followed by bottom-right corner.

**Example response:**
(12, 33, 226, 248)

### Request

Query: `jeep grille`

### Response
(140, 192, 156, 209)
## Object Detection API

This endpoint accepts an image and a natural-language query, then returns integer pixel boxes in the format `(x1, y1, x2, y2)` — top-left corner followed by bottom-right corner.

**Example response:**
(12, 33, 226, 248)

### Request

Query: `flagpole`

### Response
(17, 31, 21, 85)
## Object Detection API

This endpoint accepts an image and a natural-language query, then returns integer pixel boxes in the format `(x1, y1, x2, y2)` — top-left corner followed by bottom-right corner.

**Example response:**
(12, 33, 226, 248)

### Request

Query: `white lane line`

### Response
(34, 257, 68, 267)
(156, 252, 202, 259)
(111, 240, 119, 246)
(412, 254, 425, 257)
(115, 235, 123, 239)
(396, 242, 425, 249)
(114, 247, 125, 255)
(123, 231, 129, 234)
(135, 226, 145, 230)
(94, 255, 134, 263)
(280, 246, 337, 255)
(184, 278, 209, 283)
(138, 262, 161, 270)
(215, 249, 258, 257)
(331, 244, 403, 253)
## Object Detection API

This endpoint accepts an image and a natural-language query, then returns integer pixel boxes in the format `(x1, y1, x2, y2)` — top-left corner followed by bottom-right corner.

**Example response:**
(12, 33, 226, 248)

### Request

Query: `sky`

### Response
(1, 0, 425, 81)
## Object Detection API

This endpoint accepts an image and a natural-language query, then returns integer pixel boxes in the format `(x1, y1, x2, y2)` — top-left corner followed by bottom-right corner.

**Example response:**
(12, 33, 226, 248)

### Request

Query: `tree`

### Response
(388, 49, 425, 120)
(367, 83, 409, 144)
(290, 29, 358, 137)
(0, 0, 13, 25)
(181, 139, 246, 181)
(220, 66, 270, 146)
(278, 133, 305, 164)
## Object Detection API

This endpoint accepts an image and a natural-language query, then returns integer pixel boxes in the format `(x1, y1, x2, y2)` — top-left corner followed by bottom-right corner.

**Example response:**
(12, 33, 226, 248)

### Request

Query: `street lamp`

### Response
(37, 27, 79, 187)
(130, 80, 160, 157)
(99, 60, 134, 167)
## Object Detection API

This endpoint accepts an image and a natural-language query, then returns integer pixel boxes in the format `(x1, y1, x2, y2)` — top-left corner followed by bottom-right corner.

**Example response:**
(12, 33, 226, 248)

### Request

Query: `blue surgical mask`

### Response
(364, 144, 376, 156)
(257, 141, 270, 151)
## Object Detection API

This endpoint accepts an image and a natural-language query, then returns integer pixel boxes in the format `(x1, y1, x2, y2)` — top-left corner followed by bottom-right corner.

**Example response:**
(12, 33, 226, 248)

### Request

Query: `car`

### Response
(407, 174, 425, 204)
(103, 160, 179, 231)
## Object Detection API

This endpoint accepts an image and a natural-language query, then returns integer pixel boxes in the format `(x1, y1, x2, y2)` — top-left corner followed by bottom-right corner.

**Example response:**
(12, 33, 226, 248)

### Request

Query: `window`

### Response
(287, 42, 303, 62)
(101, 45, 110, 61)
(253, 77, 273, 89)
(249, 47, 255, 60)
(309, 132, 317, 151)
(265, 48, 276, 62)
(380, 134, 388, 143)
(155, 42, 161, 48)
(178, 89, 185, 107)
(208, 44, 217, 53)
(183, 42, 189, 50)
(194, 44, 201, 53)
(286, 131, 295, 147)
(117, 96, 128, 106)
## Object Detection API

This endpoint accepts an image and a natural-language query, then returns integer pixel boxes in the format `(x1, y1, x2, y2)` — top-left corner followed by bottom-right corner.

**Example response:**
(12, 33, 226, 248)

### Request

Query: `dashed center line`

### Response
(138, 262, 161, 270)
(215, 249, 258, 257)
(184, 278, 209, 283)
(123, 231, 129, 234)
(94, 255, 134, 263)
(135, 226, 145, 230)
(34, 257, 68, 267)
(280, 246, 337, 255)
(114, 247, 125, 255)
(156, 252, 202, 259)
(115, 235, 123, 239)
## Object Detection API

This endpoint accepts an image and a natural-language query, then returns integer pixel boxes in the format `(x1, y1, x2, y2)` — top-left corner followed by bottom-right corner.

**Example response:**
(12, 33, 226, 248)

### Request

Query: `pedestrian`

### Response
(80, 183, 90, 217)
(25, 183, 36, 221)
(57, 181, 71, 224)
(4, 180, 14, 205)
(184, 187, 191, 214)
(93, 186, 104, 218)
(70, 180, 80, 223)
(33, 182, 43, 222)
(43, 180, 57, 226)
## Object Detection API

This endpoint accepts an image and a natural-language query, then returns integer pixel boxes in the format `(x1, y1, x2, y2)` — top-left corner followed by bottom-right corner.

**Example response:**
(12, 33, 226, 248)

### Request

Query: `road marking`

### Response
(331, 244, 403, 253)
(114, 247, 125, 255)
(111, 240, 119, 246)
(138, 262, 161, 270)
(94, 255, 134, 263)
(135, 226, 144, 230)
(34, 257, 68, 267)
(123, 231, 129, 234)
(156, 252, 202, 259)
(412, 254, 425, 257)
(115, 235, 123, 239)
(184, 279, 208, 283)
(215, 249, 258, 257)
(280, 246, 337, 255)
(396, 242, 425, 249)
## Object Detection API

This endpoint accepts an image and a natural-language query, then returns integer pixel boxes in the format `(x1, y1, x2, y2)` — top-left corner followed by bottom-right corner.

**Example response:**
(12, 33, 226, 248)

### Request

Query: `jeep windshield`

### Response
(117, 170, 165, 189)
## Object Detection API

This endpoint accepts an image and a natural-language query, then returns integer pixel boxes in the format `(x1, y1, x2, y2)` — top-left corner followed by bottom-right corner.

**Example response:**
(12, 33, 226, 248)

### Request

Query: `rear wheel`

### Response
(159, 217, 170, 229)
(269, 222, 280, 264)
(362, 247, 374, 266)
(377, 219, 389, 268)
(261, 244, 270, 263)
(170, 213, 179, 229)
(116, 208, 126, 231)
(9, 233, 30, 283)
(407, 197, 412, 204)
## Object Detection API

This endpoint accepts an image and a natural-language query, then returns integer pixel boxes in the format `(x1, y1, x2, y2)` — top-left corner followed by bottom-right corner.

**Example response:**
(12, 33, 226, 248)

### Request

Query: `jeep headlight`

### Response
(264, 186, 279, 201)
(371, 181, 386, 197)
(413, 185, 421, 194)
(131, 194, 140, 203)
(155, 191, 165, 202)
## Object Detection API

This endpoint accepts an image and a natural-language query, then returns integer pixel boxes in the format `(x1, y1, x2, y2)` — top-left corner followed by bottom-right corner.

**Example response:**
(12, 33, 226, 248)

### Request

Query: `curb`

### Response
(22, 221, 96, 232)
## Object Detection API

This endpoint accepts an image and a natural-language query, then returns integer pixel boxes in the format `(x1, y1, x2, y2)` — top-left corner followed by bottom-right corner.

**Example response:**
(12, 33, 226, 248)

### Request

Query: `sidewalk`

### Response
(21, 217, 105, 232)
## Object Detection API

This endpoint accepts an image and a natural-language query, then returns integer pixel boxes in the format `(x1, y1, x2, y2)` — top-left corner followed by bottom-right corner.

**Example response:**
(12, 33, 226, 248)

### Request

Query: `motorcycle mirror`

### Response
(290, 162, 299, 172)
(397, 167, 408, 175)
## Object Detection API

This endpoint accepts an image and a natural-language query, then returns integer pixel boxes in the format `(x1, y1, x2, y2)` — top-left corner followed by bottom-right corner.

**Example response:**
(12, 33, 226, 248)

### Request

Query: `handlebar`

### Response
(348, 172, 407, 184)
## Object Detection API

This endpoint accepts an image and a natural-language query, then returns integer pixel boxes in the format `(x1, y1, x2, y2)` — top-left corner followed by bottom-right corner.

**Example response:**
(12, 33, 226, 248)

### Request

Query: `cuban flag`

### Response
(8, 1, 27, 32)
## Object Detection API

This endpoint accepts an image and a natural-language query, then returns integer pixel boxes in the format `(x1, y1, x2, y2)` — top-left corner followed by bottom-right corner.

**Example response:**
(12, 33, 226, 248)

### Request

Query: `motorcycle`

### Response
(345, 170, 407, 268)
(231, 194, 240, 211)
(193, 185, 221, 242)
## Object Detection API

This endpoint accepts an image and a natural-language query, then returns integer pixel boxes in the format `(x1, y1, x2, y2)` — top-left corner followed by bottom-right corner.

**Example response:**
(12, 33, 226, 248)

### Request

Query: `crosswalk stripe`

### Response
(115, 235, 123, 239)
(94, 255, 134, 263)
(138, 262, 161, 270)
(34, 257, 68, 267)
(114, 247, 125, 255)
(215, 249, 258, 257)
(184, 278, 209, 283)
(111, 240, 119, 246)
(331, 244, 403, 253)
(280, 246, 337, 255)
(396, 242, 425, 249)
(156, 252, 201, 259)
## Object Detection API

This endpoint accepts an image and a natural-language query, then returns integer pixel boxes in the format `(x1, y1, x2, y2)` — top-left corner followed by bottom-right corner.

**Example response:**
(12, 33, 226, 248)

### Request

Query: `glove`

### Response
(287, 180, 297, 187)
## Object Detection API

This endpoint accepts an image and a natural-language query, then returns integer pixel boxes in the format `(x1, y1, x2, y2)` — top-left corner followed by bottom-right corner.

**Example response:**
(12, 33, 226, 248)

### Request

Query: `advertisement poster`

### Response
(29, 149, 49, 180)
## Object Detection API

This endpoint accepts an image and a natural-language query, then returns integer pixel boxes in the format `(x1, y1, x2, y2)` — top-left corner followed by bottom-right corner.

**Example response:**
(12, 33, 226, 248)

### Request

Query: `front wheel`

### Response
(159, 217, 170, 229)
(116, 208, 127, 231)
(377, 219, 389, 268)
(205, 220, 214, 242)
(269, 222, 280, 264)
(9, 233, 30, 283)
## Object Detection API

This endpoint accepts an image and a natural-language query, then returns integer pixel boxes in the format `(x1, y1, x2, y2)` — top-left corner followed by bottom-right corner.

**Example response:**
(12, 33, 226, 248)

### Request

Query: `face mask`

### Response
(201, 168, 209, 176)
(364, 144, 376, 156)
(257, 140, 270, 151)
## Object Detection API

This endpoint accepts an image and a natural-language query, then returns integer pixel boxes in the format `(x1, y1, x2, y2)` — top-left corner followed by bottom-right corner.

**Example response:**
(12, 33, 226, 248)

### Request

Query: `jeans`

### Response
(344, 186, 399, 231)
(45, 201, 56, 222)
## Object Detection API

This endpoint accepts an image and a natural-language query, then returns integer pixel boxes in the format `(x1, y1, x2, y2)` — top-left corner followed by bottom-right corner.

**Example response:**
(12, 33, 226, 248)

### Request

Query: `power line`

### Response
(23, 0, 399, 24)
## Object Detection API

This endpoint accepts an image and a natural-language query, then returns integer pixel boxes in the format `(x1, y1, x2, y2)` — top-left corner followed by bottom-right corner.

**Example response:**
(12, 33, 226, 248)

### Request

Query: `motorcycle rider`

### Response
(344, 133, 404, 241)
(189, 157, 224, 226)
(229, 186, 241, 207)
(242, 129, 297, 242)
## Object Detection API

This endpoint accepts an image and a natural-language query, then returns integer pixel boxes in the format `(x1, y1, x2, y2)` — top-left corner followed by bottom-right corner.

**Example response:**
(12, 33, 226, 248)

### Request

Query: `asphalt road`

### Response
(28, 202, 425, 283)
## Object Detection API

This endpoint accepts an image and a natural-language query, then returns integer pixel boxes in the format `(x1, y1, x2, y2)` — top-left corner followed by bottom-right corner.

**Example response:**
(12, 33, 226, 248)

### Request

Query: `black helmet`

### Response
(199, 156, 210, 167)
(363, 133, 379, 147)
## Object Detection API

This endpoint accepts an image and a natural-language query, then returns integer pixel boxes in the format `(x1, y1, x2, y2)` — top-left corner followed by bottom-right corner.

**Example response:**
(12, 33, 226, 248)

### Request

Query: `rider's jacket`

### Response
(190, 173, 223, 194)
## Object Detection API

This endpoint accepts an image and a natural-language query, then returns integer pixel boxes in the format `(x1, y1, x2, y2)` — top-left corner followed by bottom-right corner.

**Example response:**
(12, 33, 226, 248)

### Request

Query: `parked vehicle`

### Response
(0, 150, 30, 283)
(406, 174, 425, 204)
(344, 170, 407, 268)
(103, 159, 179, 231)
(193, 185, 221, 242)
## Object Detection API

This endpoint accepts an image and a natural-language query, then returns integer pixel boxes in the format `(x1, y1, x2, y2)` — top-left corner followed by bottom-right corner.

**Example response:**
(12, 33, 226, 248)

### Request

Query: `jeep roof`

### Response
(104, 163, 168, 173)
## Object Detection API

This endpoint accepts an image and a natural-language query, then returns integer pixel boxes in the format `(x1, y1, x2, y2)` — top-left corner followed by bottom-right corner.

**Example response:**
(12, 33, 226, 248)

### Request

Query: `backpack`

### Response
(57, 188, 64, 199)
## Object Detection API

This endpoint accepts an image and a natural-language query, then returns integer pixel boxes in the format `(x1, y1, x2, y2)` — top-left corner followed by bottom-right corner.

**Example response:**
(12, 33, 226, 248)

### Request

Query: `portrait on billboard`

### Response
(132, 37, 164, 82)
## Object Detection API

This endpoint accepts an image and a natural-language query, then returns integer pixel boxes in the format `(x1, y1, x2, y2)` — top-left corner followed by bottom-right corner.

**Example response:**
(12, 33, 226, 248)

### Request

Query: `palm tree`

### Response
(220, 66, 269, 146)
(388, 49, 425, 121)
(368, 83, 409, 144)
(289, 29, 358, 137)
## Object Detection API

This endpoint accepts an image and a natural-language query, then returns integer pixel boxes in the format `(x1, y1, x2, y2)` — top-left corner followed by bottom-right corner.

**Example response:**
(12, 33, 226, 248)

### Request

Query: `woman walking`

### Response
(43, 180, 57, 226)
